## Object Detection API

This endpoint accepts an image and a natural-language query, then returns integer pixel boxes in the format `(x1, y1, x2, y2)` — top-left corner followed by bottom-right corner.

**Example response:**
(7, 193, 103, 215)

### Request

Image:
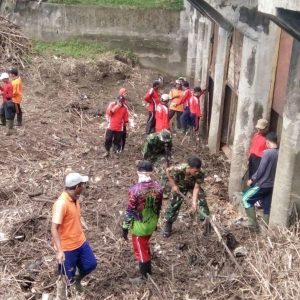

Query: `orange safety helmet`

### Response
(119, 88, 127, 97)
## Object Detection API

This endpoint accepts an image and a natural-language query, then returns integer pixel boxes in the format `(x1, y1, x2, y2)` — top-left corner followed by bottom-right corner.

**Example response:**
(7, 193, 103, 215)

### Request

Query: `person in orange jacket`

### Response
(155, 94, 170, 133)
(178, 81, 193, 133)
(169, 79, 184, 131)
(144, 80, 161, 134)
(9, 68, 23, 126)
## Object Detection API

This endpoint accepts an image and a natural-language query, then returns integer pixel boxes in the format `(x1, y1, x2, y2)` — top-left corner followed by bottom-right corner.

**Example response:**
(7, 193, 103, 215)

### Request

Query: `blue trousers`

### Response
(242, 186, 273, 214)
(58, 241, 97, 284)
(0, 101, 15, 121)
(180, 107, 193, 131)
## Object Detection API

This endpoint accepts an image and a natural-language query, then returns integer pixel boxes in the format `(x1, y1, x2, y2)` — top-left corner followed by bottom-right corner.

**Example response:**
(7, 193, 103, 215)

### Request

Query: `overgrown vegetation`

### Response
(33, 40, 137, 64)
(33, 40, 107, 58)
(48, 0, 183, 10)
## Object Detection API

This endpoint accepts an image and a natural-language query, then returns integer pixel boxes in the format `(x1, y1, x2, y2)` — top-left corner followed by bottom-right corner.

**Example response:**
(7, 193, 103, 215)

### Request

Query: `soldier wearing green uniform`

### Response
(142, 130, 172, 192)
(142, 129, 172, 164)
(163, 156, 210, 238)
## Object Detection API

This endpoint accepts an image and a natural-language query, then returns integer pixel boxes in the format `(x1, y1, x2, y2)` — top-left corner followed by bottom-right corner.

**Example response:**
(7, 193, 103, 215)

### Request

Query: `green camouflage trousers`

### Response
(154, 156, 169, 189)
(165, 189, 210, 223)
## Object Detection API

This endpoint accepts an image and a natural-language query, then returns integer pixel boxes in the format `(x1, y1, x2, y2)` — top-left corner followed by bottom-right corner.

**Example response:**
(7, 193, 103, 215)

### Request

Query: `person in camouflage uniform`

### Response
(163, 156, 210, 238)
(142, 129, 172, 164)
(142, 129, 172, 190)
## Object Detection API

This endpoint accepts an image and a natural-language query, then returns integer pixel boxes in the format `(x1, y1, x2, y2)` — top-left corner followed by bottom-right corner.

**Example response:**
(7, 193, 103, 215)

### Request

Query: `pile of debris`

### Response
(0, 16, 31, 66)
(2, 53, 299, 300)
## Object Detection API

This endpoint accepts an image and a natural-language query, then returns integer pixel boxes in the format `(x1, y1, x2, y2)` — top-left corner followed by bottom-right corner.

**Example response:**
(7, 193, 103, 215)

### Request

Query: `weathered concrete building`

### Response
(185, 0, 300, 226)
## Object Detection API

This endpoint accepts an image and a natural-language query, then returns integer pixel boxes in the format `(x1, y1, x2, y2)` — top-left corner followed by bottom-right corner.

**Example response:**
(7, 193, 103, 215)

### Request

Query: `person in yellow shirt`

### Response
(9, 68, 23, 126)
(169, 79, 184, 131)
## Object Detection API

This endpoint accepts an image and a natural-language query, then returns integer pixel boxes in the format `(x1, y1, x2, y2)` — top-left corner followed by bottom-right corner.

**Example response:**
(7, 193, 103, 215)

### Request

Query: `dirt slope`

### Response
(1, 54, 287, 300)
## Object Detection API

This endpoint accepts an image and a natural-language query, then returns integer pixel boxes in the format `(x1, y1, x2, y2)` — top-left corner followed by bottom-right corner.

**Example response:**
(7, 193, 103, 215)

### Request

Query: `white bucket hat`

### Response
(0, 72, 9, 80)
(255, 119, 268, 130)
(65, 173, 89, 188)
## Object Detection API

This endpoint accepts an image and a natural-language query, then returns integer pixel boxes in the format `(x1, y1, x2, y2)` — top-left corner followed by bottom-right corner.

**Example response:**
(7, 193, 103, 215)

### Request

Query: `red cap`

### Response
(119, 88, 127, 96)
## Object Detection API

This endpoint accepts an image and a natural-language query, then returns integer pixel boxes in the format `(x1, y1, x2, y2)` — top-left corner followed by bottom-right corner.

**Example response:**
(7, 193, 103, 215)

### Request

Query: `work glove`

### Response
(122, 228, 129, 240)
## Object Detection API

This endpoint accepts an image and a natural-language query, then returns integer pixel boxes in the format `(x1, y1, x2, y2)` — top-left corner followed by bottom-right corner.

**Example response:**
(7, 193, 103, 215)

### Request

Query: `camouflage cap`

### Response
(159, 129, 171, 142)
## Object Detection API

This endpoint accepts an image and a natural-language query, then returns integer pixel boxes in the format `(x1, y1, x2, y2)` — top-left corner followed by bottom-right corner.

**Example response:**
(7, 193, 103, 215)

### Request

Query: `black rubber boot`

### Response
(0, 113, 6, 126)
(129, 261, 151, 284)
(140, 261, 152, 277)
(163, 221, 173, 238)
(74, 274, 84, 292)
(17, 113, 22, 126)
(6, 119, 13, 136)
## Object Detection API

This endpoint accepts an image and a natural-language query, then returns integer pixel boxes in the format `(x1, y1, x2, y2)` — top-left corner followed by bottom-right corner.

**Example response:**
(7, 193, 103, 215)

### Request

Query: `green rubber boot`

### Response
(244, 207, 258, 229)
(262, 214, 270, 226)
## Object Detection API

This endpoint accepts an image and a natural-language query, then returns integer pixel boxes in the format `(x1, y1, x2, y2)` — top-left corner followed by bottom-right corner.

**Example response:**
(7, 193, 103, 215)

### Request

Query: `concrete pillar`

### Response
(200, 19, 213, 90)
(228, 23, 280, 200)
(270, 39, 300, 227)
(207, 27, 231, 153)
(186, 8, 200, 80)
(194, 17, 205, 86)
(199, 19, 213, 136)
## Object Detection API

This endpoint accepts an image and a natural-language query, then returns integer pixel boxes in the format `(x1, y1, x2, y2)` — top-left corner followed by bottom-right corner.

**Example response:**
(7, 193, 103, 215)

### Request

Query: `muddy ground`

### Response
(0, 54, 273, 300)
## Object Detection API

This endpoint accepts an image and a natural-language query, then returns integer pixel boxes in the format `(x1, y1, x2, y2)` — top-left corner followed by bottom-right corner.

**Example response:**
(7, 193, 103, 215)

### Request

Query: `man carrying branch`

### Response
(163, 156, 210, 238)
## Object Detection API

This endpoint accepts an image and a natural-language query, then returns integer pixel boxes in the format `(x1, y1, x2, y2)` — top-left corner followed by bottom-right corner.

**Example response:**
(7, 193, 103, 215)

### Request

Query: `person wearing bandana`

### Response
(122, 160, 163, 283)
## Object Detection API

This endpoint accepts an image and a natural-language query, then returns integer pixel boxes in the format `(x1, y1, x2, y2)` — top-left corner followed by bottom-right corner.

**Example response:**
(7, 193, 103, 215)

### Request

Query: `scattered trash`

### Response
(213, 174, 222, 182)
(234, 246, 248, 257)
(176, 242, 188, 251)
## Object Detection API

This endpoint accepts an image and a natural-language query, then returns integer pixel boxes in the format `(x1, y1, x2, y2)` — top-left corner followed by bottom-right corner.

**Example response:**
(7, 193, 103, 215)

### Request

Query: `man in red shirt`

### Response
(155, 94, 170, 133)
(248, 119, 268, 178)
(0, 72, 15, 135)
(189, 87, 205, 132)
(144, 80, 161, 134)
(103, 95, 129, 158)
(178, 81, 193, 133)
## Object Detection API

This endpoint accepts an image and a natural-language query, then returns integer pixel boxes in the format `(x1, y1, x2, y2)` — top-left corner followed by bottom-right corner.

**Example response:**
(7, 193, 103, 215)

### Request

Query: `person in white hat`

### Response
(51, 173, 97, 296)
(245, 118, 269, 210)
(0, 72, 15, 135)
(155, 93, 170, 133)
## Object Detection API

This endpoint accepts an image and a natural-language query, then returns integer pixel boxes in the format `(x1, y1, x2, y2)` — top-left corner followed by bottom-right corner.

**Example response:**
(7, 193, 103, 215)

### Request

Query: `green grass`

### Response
(48, 0, 183, 10)
(33, 39, 137, 61)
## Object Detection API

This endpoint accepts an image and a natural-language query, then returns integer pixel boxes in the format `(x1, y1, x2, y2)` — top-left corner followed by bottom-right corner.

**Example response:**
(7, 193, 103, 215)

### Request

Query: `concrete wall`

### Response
(186, 0, 300, 225)
(229, 22, 280, 199)
(0, 0, 188, 76)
